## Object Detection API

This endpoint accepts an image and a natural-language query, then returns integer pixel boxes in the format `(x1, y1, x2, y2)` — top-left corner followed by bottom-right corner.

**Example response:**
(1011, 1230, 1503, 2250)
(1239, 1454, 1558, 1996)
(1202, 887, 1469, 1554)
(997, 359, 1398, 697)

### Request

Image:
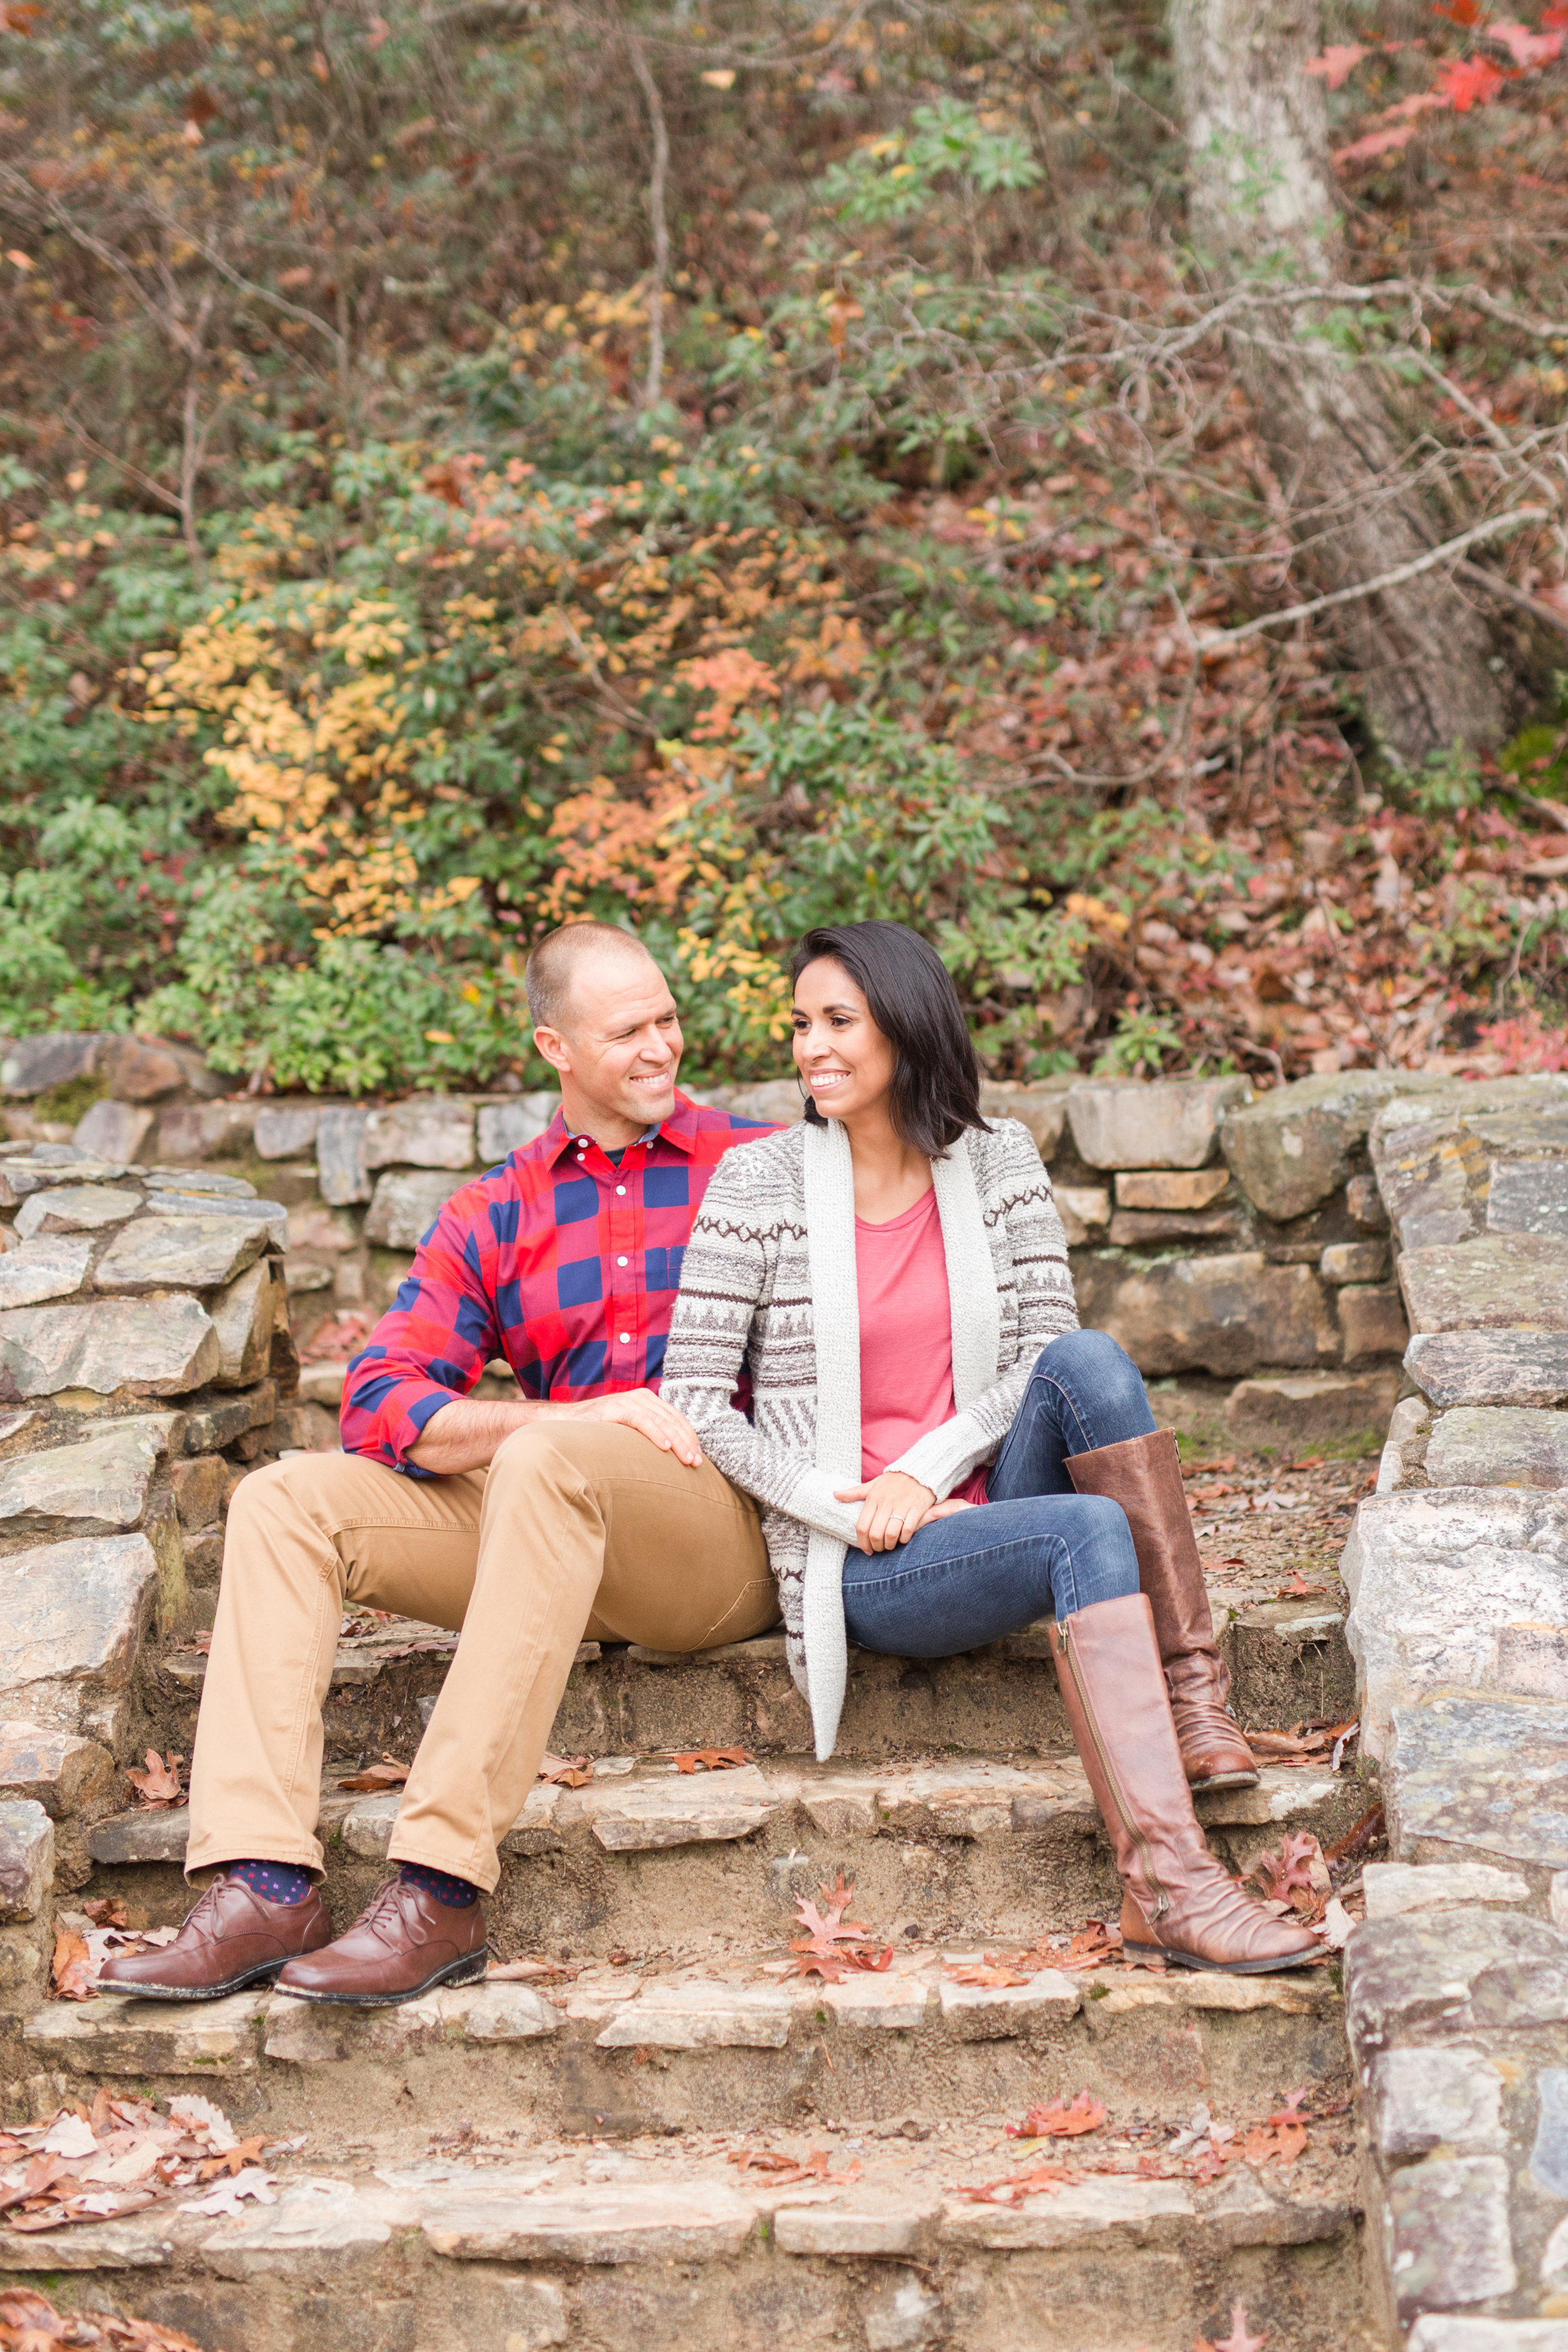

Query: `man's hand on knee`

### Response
(573, 1390, 704, 1468)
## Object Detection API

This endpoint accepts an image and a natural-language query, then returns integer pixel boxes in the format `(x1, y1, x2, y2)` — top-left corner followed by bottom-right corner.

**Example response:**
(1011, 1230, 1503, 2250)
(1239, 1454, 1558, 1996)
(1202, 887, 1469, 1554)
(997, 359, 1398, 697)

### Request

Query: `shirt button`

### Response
(615, 1185, 626, 1195)
(619, 1332, 630, 1343)
(617, 1255, 628, 1266)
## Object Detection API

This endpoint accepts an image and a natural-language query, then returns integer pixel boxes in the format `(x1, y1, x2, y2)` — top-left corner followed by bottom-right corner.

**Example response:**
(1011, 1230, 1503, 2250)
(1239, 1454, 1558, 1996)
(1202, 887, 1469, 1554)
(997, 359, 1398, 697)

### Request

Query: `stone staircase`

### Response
(22, 1049, 1568, 2348)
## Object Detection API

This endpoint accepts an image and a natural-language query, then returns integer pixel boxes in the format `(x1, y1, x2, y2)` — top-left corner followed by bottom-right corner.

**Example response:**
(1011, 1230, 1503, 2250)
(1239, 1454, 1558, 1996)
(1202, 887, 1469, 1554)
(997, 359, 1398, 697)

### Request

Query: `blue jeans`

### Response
(840, 1330, 1158, 1658)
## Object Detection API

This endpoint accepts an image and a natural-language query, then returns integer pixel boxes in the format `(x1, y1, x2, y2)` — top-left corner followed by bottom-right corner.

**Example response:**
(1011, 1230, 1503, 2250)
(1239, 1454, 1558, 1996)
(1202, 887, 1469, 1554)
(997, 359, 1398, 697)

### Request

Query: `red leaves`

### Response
(1305, 43, 1369, 86)
(1248, 1830, 1331, 1909)
(1488, 18, 1567, 66)
(1434, 52, 1508, 108)
(728, 2146, 862, 2187)
(673, 1747, 750, 1773)
(785, 1872, 894, 1981)
(335, 1754, 410, 1793)
(50, 1930, 95, 2002)
(952, 2159, 1073, 2205)
(126, 1750, 183, 1809)
(1005, 2091, 1107, 2140)
(536, 1753, 594, 1788)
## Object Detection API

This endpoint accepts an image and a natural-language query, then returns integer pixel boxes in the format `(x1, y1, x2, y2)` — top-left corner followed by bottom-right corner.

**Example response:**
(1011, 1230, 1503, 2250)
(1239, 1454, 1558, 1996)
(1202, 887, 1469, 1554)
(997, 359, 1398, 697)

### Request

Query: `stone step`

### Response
(18, 1934, 1348, 2141)
(0, 2106, 1364, 2352)
(79, 1751, 1368, 1961)
(146, 1599, 1357, 1778)
(1382, 1688, 1568, 1900)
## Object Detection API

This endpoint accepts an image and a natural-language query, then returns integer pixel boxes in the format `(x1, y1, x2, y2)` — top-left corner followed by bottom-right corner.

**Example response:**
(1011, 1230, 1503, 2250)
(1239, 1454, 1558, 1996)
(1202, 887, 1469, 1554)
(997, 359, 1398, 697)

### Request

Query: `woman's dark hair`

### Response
(790, 920, 988, 1157)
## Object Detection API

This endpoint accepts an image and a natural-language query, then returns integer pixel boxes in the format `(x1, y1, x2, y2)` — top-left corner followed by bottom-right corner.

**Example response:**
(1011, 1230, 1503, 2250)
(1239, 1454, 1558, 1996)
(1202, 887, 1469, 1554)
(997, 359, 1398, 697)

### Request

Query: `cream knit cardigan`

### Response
(660, 1115, 1078, 1760)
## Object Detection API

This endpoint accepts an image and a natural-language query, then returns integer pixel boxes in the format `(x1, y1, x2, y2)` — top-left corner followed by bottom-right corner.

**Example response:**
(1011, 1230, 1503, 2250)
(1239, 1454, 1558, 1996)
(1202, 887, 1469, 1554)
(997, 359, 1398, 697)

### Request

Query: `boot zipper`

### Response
(1056, 1619, 1169, 1919)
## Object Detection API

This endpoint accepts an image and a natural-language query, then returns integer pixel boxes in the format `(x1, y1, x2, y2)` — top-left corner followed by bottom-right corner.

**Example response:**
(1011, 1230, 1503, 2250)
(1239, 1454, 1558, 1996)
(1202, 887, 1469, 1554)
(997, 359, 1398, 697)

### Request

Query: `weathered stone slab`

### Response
(477, 1096, 558, 1165)
(1348, 1172, 1391, 1230)
(816, 1973, 932, 2030)
(1226, 1369, 1400, 1448)
(1426, 1406, 1568, 1490)
(1531, 2067, 1568, 2195)
(146, 1167, 257, 1197)
(1382, 2154, 1515, 2319)
(440, 1981, 561, 2041)
(146, 1189, 289, 1253)
(72, 1100, 155, 1163)
(1399, 1233, 1568, 1333)
(1339, 1281, 1409, 1364)
(1115, 1166, 1232, 1211)
(0, 1414, 170, 1528)
(1108, 1209, 1240, 1245)
(421, 2181, 758, 2264)
(979, 1081, 1074, 1158)
(0, 1799, 53, 1921)
(95, 1211, 269, 1294)
(773, 2201, 940, 2259)
(1071, 1251, 1337, 1376)
(155, 1101, 257, 1163)
(0, 1532, 159, 1729)
(1344, 1490, 1568, 1755)
(316, 1106, 371, 1206)
(1222, 1071, 1440, 1224)
(1387, 1691, 1568, 1876)
(209, 1259, 277, 1389)
(182, 1379, 274, 1453)
(940, 2175, 1194, 2251)
(1407, 1330, 1568, 1411)
(253, 1104, 322, 1160)
(97, 1035, 207, 1103)
(1367, 2045, 1505, 2159)
(1066, 1076, 1248, 1170)
(0, 1295, 218, 1398)
(1053, 1184, 1111, 1246)
(0, 1720, 114, 1818)
(364, 1168, 471, 1249)
(87, 1805, 189, 1865)
(596, 1981, 794, 2049)
(14, 1184, 140, 1238)
(1347, 1910, 1568, 2059)
(1488, 1157, 1568, 1238)
(23, 1989, 266, 2081)
(0, 1032, 105, 1097)
(1407, 2323, 1568, 2351)
(938, 1968, 1081, 2036)
(582, 1767, 781, 1851)
(1363, 1862, 1531, 1919)
(0, 1234, 92, 1308)
(364, 1096, 476, 1171)
(1320, 1240, 1389, 1284)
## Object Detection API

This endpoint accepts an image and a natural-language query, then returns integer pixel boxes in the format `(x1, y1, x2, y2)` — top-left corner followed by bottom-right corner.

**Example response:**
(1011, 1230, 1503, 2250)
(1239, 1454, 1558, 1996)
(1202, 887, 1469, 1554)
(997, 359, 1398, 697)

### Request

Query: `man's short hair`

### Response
(524, 921, 660, 1034)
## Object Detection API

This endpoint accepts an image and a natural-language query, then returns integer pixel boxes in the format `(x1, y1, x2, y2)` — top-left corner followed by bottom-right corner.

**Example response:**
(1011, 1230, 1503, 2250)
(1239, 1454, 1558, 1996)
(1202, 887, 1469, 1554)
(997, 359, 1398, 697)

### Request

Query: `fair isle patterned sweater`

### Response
(660, 1114, 1078, 1760)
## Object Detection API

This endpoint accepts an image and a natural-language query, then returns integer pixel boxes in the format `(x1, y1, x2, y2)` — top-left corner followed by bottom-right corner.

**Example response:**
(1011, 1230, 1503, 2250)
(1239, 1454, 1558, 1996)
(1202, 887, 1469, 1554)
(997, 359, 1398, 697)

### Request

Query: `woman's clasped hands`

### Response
(833, 1469, 975, 1553)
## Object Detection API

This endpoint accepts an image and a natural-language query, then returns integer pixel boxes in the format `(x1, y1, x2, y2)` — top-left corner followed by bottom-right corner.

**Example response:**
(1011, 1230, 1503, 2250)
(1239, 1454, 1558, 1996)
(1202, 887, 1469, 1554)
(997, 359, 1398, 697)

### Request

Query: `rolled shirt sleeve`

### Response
(339, 1192, 501, 1475)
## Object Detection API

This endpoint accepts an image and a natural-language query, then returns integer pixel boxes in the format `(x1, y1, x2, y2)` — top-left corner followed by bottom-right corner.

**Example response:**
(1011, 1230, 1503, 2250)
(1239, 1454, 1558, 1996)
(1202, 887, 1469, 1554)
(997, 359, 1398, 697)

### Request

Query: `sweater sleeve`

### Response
(886, 1121, 1079, 1498)
(660, 1147, 863, 1546)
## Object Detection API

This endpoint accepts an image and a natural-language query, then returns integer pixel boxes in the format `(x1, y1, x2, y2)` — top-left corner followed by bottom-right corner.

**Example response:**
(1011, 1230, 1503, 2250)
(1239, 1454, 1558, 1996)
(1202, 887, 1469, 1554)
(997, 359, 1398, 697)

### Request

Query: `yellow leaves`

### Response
(675, 647, 780, 741)
(1063, 891, 1131, 936)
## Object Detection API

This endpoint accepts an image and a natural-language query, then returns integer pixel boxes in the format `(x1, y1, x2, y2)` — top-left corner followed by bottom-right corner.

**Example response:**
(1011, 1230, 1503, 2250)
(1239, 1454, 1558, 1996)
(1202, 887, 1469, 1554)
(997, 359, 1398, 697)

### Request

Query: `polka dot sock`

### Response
(398, 1861, 479, 1909)
(226, 1859, 315, 1905)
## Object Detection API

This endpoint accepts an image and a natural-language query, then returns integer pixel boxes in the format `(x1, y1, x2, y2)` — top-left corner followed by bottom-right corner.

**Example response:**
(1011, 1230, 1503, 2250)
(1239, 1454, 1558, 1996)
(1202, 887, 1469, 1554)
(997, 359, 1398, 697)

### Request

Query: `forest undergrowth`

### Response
(4, 0, 1568, 1096)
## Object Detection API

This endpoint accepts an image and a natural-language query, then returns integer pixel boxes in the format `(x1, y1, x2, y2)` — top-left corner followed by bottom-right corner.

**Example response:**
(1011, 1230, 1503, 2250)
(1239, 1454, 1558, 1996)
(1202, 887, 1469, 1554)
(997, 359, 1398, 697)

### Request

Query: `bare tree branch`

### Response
(626, 34, 670, 411)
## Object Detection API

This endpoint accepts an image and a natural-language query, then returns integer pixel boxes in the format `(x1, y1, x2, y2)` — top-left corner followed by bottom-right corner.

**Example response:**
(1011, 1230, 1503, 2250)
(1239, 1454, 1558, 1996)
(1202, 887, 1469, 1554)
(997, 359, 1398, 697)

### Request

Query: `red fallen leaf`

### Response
(1054, 1917, 1122, 1971)
(1006, 2090, 1108, 2139)
(1433, 52, 1507, 109)
(1325, 1804, 1385, 1864)
(674, 1747, 751, 1773)
(1273, 1572, 1328, 1599)
(785, 1871, 893, 1981)
(1239, 2116, 1308, 2167)
(127, 1749, 184, 1808)
(0, 2152, 73, 2213)
(951, 2159, 1072, 2205)
(1304, 42, 1367, 87)
(336, 1754, 410, 1792)
(50, 1928, 96, 2001)
(83, 1897, 129, 1928)
(728, 2146, 861, 2186)
(1247, 1831, 1330, 1905)
(536, 1753, 594, 1788)
(1197, 2299, 1269, 2352)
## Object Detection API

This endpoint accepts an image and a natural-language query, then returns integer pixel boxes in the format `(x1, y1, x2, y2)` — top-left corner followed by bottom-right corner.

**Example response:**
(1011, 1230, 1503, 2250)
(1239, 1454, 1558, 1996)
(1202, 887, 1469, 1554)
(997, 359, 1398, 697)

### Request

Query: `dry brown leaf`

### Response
(784, 1871, 894, 1981)
(951, 2159, 1072, 2205)
(536, 1752, 594, 1788)
(126, 1749, 184, 1808)
(334, 1754, 410, 1793)
(50, 1929, 96, 2001)
(485, 1958, 561, 1981)
(1005, 2090, 1108, 2139)
(83, 1897, 128, 1929)
(727, 2146, 861, 2187)
(946, 1961, 1030, 1988)
(673, 1747, 751, 1773)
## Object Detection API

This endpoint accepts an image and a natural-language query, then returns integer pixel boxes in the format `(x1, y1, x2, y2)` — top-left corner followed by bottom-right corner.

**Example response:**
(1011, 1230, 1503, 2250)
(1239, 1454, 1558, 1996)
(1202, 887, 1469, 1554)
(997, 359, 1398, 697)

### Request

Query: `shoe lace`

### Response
(178, 1874, 238, 1938)
(358, 1877, 416, 1949)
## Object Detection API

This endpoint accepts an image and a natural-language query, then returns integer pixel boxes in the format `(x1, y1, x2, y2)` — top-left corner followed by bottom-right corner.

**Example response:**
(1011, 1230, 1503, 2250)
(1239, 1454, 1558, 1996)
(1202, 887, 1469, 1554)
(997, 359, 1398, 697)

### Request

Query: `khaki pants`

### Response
(186, 1422, 776, 1892)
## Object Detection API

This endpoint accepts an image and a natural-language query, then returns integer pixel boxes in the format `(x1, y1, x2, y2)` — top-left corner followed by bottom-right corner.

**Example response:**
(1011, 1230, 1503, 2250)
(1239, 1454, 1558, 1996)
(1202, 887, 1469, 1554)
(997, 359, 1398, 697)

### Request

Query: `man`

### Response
(103, 923, 778, 2006)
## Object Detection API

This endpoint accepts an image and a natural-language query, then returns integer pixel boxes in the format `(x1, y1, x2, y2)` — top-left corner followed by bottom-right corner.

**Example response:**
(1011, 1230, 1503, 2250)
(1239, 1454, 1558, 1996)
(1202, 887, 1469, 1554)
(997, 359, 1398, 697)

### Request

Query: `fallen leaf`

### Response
(536, 1753, 594, 1788)
(673, 1747, 751, 1773)
(951, 2159, 1072, 2204)
(727, 2145, 861, 2186)
(126, 1749, 184, 1808)
(177, 2166, 276, 2216)
(1006, 2090, 1108, 2139)
(785, 1872, 894, 1980)
(485, 1958, 561, 1981)
(83, 1897, 128, 1928)
(1321, 1895, 1355, 1949)
(50, 1929, 97, 2001)
(1248, 1831, 1330, 1907)
(946, 1961, 1030, 1987)
(1325, 1804, 1385, 1864)
(1199, 2297, 1270, 2352)
(38, 2112, 98, 2159)
(167, 2094, 237, 2152)
(335, 1753, 410, 1792)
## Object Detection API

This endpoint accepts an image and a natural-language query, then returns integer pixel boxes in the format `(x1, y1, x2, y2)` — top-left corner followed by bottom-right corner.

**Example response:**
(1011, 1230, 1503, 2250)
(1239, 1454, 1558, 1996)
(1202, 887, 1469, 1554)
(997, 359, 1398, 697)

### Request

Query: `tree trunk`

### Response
(1167, 0, 1508, 763)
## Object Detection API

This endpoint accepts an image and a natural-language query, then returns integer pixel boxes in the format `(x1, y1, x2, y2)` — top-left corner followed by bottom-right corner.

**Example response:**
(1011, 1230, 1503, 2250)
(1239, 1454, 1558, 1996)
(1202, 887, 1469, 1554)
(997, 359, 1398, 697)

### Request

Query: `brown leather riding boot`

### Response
(276, 1877, 488, 2007)
(1066, 1428, 1258, 1791)
(1051, 1592, 1320, 1973)
(97, 1873, 333, 2001)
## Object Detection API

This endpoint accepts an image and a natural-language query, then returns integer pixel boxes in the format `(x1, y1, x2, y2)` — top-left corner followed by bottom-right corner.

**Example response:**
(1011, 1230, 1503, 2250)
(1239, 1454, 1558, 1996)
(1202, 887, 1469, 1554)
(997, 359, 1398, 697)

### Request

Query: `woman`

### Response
(662, 919, 1317, 1974)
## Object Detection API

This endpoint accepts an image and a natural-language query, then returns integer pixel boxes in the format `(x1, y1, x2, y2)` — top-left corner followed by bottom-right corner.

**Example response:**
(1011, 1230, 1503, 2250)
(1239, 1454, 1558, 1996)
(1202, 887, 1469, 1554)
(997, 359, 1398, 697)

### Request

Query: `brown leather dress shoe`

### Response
(275, 1877, 487, 2007)
(97, 1873, 333, 2001)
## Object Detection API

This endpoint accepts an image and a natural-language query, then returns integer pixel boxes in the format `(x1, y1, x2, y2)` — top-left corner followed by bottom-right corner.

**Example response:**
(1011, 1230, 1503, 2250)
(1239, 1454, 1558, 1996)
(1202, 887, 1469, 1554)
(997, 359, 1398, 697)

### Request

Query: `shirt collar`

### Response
(541, 1090, 701, 1167)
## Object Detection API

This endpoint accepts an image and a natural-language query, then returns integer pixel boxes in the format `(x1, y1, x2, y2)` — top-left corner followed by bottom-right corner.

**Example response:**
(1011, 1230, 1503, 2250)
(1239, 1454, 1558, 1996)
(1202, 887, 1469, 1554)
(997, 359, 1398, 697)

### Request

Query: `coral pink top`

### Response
(855, 1186, 990, 1504)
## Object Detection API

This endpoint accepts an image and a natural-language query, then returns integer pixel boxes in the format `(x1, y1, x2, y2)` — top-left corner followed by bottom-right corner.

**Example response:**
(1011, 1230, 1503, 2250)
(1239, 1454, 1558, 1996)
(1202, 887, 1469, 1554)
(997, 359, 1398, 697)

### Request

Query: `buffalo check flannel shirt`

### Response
(339, 1091, 780, 1475)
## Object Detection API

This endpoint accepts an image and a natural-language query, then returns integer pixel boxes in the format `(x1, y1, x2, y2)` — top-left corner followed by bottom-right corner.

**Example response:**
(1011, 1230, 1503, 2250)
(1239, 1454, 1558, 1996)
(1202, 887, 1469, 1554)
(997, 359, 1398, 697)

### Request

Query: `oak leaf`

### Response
(50, 1929, 96, 2001)
(536, 1753, 594, 1788)
(785, 1871, 893, 1981)
(674, 1747, 750, 1773)
(336, 1754, 410, 1792)
(1006, 2091, 1107, 2139)
(127, 1749, 184, 1808)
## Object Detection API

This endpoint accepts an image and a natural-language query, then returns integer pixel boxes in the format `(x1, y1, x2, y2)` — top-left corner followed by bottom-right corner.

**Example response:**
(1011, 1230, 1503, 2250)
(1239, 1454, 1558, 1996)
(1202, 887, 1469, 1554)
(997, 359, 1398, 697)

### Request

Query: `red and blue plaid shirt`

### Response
(339, 1091, 779, 1474)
